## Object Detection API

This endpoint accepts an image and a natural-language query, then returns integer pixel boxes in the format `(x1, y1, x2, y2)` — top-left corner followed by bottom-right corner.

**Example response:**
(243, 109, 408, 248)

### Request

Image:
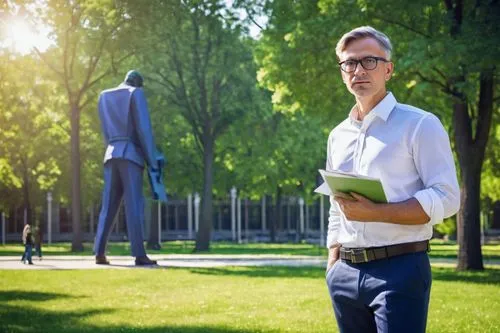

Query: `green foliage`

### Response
(255, 0, 353, 119)
(218, 106, 329, 202)
(0, 53, 67, 209)
(1, 0, 497, 254)
(482, 118, 500, 202)
(434, 217, 457, 238)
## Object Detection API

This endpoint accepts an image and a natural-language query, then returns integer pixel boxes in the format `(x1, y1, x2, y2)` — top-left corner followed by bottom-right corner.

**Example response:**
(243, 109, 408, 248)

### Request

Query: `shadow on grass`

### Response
(0, 290, 85, 302)
(185, 265, 500, 284)
(0, 290, 255, 333)
(428, 253, 500, 261)
(0, 290, 111, 332)
(185, 266, 326, 279)
(432, 267, 500, 284)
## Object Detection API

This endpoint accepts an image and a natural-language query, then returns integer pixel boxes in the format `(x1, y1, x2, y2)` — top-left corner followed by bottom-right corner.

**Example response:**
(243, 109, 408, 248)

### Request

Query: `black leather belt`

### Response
(340, 240, 429, 264)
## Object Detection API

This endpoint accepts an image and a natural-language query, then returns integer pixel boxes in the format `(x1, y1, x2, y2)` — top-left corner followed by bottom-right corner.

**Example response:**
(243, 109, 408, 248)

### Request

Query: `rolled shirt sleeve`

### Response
(326, 132, 341, 248)
(411, 114, 460, 225)
(327, 196, 341, 248)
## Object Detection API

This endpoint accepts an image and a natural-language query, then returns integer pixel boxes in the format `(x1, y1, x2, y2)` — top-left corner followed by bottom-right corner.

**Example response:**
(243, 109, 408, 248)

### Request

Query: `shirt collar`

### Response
(372, 92, 397, 122)
(349, 92, 397, 126)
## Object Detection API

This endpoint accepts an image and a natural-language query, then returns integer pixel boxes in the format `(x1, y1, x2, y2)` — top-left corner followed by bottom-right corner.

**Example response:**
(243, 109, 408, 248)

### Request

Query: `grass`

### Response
(0, 266, 499, 332)
(1, 240, 500, 261)
(427, 240, 500, 260)
(0, 241, 328, 257)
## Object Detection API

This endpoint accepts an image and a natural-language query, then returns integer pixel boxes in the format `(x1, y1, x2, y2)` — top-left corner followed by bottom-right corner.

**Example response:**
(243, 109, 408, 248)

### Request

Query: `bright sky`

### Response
(0, 1, 262, 55)
(0, 4, 53, 56)
(225, 0, 267, 39)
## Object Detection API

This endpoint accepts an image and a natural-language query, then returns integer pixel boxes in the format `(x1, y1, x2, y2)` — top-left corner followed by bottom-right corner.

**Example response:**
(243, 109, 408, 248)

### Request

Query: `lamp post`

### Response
(187, 193, 193, 239)
(194, 193, 200, 233)
(299, 197, 305, 240)
(158, 201, 162, 245)
(1, 212, 5, 246)
(237, 197, 242, 244)
(230, 187, 237, 241)
(47, 192, 53, 244)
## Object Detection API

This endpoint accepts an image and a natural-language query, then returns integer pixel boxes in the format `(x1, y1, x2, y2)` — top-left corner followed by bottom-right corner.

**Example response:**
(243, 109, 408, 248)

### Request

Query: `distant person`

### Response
(94, 70, 159, 266)
(34, 225, 43, 260)
(324, 26, 460, 333)
(21, 224, 33, 265)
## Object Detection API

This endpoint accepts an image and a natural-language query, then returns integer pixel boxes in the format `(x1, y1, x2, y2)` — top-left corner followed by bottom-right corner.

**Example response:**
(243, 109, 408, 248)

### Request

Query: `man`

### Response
(94, 70, 159, 266)
(324, 26, 460, 333)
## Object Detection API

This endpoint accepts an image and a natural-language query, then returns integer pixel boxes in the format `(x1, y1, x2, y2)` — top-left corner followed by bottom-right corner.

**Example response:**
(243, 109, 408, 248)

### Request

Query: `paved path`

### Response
(1, 254, 326, 270)
(1, 255, 499, 270)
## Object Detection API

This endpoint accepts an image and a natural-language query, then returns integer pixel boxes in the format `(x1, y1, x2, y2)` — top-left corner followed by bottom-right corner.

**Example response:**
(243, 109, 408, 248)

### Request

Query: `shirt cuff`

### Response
(414, 189, 444, 226)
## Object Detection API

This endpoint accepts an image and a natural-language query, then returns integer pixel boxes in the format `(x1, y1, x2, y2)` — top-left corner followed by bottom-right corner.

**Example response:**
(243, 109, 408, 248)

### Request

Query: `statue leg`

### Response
(120, 160, 147, 257)
(94, 161, 124, 256)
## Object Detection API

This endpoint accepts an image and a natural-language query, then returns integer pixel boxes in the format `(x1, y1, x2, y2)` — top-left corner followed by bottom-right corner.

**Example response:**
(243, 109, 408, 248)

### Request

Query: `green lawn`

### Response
(1, 240, 500, 260)
(0, 241, 328, 257)
(428, 240, 500, 260)
(0, 266, 499, 332)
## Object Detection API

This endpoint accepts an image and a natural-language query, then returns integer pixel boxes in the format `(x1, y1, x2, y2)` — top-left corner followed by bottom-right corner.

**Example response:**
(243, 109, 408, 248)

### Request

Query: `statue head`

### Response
(124, 70, 144, 87)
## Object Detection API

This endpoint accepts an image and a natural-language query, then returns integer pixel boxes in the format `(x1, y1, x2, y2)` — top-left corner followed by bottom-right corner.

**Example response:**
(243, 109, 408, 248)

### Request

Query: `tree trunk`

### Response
(456, 159, 484, 270)
(269, 186, 282, 243)
(70, 103, 83, 251)
(265, 194, 275, 243)
(147, 200, 161, 250)
(454, 71, 494, 270)
(491, 201, 500, 229)
(276, 186, 283, 235)
(195, 137, 214, 252)
(245, 198, 249, 242)
(22, 161, 32, 226)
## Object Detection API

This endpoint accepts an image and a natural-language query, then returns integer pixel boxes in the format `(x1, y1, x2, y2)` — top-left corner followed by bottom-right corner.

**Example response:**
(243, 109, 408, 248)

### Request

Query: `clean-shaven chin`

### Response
(351, 82, 371, 91)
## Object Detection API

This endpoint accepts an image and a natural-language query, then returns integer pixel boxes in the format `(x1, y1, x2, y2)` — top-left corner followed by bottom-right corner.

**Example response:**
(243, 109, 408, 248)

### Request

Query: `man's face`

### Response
(339, 37, 393, 99)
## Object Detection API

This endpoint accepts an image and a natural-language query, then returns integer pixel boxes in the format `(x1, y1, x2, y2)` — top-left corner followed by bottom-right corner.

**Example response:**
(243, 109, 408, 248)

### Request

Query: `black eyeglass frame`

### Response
(338, 56, 389, 73)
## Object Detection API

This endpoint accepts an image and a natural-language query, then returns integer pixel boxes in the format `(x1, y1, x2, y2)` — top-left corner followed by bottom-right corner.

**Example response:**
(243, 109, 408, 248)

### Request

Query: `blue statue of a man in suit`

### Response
(94, 70, 158, 266)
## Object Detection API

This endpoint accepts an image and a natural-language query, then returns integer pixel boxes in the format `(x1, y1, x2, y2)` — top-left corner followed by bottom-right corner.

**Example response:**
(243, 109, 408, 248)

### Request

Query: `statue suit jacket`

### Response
(98, 83, 158, 169)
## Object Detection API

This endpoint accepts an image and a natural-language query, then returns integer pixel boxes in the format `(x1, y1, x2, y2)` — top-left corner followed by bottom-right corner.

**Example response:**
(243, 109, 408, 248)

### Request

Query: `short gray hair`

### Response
(335, 26, 392, 60)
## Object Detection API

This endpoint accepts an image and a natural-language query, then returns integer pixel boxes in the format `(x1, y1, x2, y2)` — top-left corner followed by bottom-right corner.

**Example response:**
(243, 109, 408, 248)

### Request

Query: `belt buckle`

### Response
(350, 248, 369, 263)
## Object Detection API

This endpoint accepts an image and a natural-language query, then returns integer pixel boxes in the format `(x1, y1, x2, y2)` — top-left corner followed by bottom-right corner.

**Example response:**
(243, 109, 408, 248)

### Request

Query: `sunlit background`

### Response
(1, 12, 52, 54)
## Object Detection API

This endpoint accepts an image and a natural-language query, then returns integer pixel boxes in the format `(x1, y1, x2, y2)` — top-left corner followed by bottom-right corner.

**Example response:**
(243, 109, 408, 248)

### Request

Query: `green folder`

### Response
(317, 169, 388, 203)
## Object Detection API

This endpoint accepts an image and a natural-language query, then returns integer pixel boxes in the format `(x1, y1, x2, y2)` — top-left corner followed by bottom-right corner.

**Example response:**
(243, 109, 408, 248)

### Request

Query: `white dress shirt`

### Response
(326, 92, 460, 248)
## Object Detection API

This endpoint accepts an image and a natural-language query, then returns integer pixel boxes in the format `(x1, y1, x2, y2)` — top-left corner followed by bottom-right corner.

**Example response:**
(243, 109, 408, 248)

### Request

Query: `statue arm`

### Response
(131, 89, 158, 169)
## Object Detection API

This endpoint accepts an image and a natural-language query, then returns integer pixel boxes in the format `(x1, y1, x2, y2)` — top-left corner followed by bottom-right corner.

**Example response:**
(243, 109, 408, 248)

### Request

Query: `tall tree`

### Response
(128, 0, 257, 251)
(18, 0, 132, 250)
(258, 0, 499, 270)
(0, 54, 66, 223)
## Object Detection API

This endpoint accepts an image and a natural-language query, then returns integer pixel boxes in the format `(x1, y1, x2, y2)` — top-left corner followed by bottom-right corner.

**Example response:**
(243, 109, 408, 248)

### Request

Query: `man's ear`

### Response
(385, 62, 394, 80)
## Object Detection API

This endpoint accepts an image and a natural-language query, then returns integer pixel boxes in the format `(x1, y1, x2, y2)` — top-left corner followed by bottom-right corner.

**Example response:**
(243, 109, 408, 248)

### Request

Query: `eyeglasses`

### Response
(338, 56, 389, 73)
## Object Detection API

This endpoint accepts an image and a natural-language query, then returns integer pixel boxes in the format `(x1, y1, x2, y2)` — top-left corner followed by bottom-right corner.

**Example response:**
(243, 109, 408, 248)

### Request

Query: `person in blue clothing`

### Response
(94, 70, 159, 266)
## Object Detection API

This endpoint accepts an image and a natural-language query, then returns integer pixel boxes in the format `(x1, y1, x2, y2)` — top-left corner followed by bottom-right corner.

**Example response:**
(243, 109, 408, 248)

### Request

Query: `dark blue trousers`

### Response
(94, 159, 146, 257)
(35, 244, 42, 258)
(21, 244, 33, 263)
(326, 251, 431, 333)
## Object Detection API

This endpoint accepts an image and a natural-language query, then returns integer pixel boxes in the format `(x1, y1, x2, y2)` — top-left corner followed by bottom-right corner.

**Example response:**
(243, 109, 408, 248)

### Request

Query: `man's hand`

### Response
(334, 193, 431, 225)
(327, 245, 340, 272)
(334, 192, 379, 221)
